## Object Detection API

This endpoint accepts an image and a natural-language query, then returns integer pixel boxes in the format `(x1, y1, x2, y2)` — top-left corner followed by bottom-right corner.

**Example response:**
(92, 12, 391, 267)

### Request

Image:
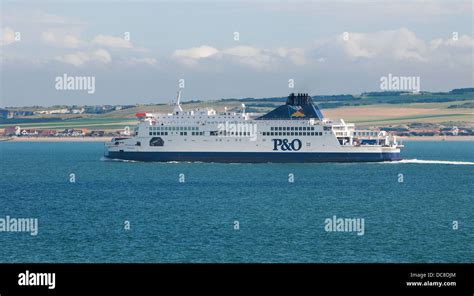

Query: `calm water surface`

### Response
(0, 141, 473, 262)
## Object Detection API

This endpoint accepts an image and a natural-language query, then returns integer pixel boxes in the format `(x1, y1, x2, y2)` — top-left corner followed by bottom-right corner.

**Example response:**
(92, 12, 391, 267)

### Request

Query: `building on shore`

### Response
(56, 128, 89, 137)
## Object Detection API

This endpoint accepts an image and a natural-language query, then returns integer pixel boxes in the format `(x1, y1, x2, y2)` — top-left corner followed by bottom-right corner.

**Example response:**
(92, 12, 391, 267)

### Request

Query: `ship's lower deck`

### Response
(105, 151, 401, 163)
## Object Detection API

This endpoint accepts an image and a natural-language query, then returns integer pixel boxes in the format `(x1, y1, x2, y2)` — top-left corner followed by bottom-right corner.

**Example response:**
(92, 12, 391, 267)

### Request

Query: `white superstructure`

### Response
(105, 91, 403, 162)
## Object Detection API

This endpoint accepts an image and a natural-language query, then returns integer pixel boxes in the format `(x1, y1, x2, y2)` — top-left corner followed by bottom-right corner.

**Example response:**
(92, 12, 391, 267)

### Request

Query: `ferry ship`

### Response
(105, 91, 403, 162)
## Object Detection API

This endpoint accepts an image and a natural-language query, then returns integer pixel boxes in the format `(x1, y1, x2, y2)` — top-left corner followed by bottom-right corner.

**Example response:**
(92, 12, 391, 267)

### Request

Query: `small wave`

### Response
(165, 161, 205, 164)
(100, 156, 139, 163)
(389, 159, 474, 165)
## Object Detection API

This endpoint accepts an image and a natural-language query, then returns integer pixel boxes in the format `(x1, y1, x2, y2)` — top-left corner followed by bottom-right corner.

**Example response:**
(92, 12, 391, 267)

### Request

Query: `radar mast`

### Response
(173, 88, 183, 113)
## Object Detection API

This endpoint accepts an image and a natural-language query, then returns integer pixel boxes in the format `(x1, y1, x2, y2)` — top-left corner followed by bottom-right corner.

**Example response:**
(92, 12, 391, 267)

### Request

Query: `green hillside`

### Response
(1, 88, 473, 130)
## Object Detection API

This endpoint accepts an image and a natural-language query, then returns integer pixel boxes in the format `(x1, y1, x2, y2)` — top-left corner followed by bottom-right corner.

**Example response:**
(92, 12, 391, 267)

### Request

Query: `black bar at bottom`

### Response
(0, 264, 472, 295)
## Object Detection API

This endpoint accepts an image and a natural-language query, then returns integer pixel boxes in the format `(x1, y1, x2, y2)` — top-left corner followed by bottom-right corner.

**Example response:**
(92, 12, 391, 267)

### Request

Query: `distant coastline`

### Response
(1, 136, 473, 142)
(398, 136, 474, 142)
(0, 136, 113, 142)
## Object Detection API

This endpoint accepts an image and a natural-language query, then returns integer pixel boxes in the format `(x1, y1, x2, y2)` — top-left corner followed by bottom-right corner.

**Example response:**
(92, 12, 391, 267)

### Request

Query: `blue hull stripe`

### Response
(106, 151, 401, 163)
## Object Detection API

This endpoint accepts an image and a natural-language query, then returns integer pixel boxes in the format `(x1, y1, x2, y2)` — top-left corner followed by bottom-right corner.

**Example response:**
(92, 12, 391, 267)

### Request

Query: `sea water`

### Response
(0, 141, 472, 262)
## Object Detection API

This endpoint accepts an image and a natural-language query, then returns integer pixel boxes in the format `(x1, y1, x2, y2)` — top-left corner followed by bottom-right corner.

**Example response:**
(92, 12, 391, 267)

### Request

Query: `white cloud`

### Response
(427, 35, 474, 66)
(223, 46, 260, 58)
(42, 32, 136, 50)
(55, 49, 111, 67)
(287, 48, 306, 65)
(41, 31, 85, 48)
(223, 46, 274, 69)
(171, 45, 219, 66)
(55, 52, 90, 66)
(172, 45, 218, 59)
(170, 28, 473, 72)
(338, 28, 428, 62)
(92, 34, 133, 49)
(3, 10, 88, 49)
(430, 35, 474, 50)
(329, 28, 474, 67)
(93, 49, 112, 63)
(172, 45, 308, 69)
(1, 27, 17, 46)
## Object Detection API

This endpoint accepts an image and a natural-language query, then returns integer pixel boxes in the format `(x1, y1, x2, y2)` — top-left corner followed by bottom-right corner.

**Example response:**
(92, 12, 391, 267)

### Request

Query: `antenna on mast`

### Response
(174, 88, 183, 113)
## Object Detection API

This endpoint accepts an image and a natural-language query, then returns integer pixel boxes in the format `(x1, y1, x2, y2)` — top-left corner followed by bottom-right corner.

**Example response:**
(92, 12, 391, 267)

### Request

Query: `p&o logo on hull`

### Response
(272, 139, 302, 151)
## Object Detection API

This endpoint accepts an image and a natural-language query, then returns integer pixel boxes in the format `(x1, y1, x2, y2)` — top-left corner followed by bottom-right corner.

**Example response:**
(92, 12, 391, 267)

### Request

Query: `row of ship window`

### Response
(211, 131, 251, 136)
(149, 126, 199, 131)
(270, 126, 315, 131)
(263, 131, 323, 136)
(148, 131, 324, 136)
(149, 126, 324, 132)
(354, 131, 378, 136)
(149, 131, 205, 136)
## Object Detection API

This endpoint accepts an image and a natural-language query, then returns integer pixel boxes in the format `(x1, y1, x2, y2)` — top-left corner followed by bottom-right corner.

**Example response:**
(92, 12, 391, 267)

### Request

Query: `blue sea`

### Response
(0, 141, 473, 263)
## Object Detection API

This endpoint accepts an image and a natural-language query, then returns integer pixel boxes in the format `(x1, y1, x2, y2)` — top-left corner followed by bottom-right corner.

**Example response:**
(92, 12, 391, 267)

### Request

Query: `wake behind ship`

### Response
(105, 91, 403, 162)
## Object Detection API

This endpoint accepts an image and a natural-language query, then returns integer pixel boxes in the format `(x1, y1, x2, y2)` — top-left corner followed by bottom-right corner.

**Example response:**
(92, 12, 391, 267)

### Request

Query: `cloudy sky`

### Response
(1, 0, 473, 107)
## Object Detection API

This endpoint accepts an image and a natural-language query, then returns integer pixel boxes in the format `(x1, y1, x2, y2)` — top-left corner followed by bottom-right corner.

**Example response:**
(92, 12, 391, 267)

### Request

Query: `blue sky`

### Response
(1, 0, 473, 106)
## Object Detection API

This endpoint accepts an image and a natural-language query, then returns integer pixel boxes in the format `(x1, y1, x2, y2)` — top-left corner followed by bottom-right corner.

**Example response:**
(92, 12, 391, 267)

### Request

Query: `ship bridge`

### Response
(256, 93, 324, 121)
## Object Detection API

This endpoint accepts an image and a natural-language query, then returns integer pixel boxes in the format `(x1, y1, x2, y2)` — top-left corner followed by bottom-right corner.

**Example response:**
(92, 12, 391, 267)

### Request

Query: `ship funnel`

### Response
(286, 92, 312, 105)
